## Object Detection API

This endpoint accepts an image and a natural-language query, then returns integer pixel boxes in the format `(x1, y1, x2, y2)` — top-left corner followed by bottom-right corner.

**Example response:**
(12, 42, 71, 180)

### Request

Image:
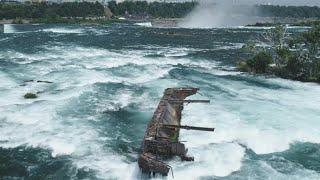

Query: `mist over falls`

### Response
(179, 2, 262, 28)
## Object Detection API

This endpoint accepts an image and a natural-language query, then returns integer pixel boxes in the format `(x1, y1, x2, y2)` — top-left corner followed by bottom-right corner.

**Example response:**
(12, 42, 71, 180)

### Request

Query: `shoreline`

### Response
(0, 18, 125, 25)
(1, 17, 319, 28)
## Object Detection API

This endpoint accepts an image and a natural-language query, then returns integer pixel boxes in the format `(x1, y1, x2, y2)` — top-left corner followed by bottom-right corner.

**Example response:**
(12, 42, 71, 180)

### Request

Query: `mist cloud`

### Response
(178, 0, 320, 28)
(154, 0, 320, 6)
(179, 1, 261, 28)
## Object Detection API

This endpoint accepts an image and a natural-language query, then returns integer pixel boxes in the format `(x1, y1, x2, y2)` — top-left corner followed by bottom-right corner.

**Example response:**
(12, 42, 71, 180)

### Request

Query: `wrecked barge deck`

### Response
(138, 88, 214, 176)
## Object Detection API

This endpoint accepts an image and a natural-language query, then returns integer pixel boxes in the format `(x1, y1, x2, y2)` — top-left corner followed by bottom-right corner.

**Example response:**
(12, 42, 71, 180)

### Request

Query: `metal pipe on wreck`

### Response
(167, 100, 210, 103)
(161, 124, 215, 132)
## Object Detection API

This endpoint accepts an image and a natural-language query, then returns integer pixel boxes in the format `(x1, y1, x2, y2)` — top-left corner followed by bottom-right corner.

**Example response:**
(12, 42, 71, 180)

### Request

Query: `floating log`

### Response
(138, 88, 214, 176)
(23, 80, 53, 84)
(36, 80, 53, 83)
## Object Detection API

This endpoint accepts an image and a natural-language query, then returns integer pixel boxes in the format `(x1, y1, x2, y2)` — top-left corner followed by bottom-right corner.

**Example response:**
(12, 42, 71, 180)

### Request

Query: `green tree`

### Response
(247, 51, 273, 73)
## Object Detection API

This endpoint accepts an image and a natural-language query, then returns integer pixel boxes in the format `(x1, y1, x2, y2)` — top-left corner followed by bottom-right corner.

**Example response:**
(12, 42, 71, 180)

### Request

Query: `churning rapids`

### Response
(0, 23, 320, 180)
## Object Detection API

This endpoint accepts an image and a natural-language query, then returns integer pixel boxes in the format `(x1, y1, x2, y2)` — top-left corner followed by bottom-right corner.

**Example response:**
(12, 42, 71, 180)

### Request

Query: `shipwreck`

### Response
(138, 88, 215, 176)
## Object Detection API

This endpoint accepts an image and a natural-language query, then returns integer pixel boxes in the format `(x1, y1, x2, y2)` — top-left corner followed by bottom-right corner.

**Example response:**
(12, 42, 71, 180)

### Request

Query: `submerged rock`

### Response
(236, 60, 250, 72)
(24, 93, 37, 99)
(0, 24, 3, 33)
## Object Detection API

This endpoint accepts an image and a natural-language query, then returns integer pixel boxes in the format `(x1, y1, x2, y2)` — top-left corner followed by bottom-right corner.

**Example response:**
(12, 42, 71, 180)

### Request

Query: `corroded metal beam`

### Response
(167, 99, 210, 104)
(161, 124, 215, 132)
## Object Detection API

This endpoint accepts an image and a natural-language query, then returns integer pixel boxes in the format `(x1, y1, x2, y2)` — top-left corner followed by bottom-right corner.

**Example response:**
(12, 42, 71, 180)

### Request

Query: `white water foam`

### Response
(169, 143, 245, 179)
(0, 90, 138, 179)
(0, 44, 199, 179)
(0, 44, 222, 86)
(42, 27, 83, 34)
(163, 77, 320, 178)
(135, 22, 152, 27)
(0, 71, 17, 89)
(237, 26, 274, 30)
(1, 36, 320, 179)
(3, 24, 16, 33)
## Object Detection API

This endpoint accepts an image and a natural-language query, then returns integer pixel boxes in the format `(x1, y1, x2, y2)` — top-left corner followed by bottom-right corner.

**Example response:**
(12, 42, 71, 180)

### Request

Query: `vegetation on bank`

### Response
(248, 20, 320, 27)
(237, 26, 320, 83)
(257, 5, 320, 18)
(297, 20, 320, 27)
(108, 0, 197, 18)
(107, 1, 320, 19)
(1, 1, 320, 23)
(0, 2, 104, 19)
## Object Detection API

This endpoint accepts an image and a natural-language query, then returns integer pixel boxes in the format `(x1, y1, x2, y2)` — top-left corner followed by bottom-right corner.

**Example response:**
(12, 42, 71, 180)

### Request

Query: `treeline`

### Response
(108, 1, 197, 18)
(257, 5, 320, 18)
(0, 2, 104, 19)
(107, 1, 320, 18)
(1, 1, 320, 20)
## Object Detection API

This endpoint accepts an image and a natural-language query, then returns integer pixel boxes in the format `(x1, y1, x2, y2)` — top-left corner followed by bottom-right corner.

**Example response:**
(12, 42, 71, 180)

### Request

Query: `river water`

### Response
(0, 23, 320, 179)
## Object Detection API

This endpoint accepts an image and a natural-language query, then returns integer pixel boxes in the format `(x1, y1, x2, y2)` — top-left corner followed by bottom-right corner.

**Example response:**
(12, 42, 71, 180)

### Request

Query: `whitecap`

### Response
(3, 24, 16, 33)
(135, 22, 152, 27)
(42, 27, 83, 34)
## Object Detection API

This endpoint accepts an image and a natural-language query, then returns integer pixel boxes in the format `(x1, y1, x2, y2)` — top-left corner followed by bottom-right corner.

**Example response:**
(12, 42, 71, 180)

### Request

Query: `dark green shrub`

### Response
(247, 52, 273, 73)
(277, 47, 293, 65)
(12, 17, 23, 24)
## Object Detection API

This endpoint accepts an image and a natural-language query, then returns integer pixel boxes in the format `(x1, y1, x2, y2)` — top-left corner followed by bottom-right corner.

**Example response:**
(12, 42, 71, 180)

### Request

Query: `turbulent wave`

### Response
(0, 24, 320, 179)
(135, 22, 152, 27)
(41, 27, 84, 34)
(3, 24, 16, 33)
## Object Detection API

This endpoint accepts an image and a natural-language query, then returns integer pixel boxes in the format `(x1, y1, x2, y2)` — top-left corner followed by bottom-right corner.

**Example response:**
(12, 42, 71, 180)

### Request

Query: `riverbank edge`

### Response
(236, 60, 320, 84)
(2, 17, 319, 27)
(0, 17, 129, 25)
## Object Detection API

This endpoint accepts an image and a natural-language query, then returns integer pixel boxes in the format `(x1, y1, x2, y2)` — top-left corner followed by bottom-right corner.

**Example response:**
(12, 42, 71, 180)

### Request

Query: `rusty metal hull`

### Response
(138, 88, 200, 176)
